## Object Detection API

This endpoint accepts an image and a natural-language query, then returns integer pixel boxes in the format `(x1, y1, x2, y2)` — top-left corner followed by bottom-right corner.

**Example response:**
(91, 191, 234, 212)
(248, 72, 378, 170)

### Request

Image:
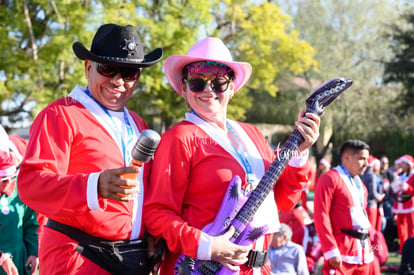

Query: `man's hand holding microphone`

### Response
(98, 129, 161, 201)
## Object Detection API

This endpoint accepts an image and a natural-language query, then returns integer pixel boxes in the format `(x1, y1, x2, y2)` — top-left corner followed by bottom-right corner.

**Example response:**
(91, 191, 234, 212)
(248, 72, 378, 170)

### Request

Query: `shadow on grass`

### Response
(382, 251, 400, 275)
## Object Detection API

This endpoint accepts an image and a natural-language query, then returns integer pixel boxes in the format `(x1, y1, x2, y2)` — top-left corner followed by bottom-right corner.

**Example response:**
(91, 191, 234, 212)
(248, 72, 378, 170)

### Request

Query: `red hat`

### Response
(8, 134, 27, 163)
(319, 158, 331, 168)
(395, 156, 402, 165)
(0, 151, 16, 177)
(368, 155, 380, 167)
(399, 154, 414, 167)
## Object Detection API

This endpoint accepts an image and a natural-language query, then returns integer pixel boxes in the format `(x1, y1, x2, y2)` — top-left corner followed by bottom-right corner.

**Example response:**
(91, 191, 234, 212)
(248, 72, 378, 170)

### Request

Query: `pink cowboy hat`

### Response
(164, 37, 252, 96)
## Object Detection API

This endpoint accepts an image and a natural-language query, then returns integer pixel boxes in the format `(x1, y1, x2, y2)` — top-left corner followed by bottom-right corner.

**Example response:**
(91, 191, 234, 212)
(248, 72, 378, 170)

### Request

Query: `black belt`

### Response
(341, 229, 369, 240)
(46, 219, 147, 248)
(397, 193, 413, 203)
(46, 219, 152, 275)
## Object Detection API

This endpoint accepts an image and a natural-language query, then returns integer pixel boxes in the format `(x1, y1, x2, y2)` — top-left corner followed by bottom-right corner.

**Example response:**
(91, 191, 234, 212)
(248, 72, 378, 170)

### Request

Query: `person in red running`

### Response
(8, 134, 47, 248)
(17, 23, 163, 275)
(144, 37, 320, 275)
(314, 139, 374, 275)
(391, 154, 414, 254)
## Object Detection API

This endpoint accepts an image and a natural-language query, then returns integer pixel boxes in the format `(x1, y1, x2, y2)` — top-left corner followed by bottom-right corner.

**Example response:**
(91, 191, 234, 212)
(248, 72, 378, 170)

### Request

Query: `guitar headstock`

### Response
(305, 78, 353, 116)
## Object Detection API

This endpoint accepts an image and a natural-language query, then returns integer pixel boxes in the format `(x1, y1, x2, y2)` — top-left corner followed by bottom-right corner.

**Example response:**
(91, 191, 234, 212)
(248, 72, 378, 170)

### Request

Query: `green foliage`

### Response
(215, 2, 318, 97)
(0, 0, 93, 125)
(271, 0, 413, 159)
(383, 9, 414, 114)
(0, 0, 317, 131)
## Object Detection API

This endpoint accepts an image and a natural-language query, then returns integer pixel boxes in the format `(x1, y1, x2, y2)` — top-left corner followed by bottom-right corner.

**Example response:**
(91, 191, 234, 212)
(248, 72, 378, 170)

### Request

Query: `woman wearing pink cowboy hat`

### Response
(144, 37, 320, 274)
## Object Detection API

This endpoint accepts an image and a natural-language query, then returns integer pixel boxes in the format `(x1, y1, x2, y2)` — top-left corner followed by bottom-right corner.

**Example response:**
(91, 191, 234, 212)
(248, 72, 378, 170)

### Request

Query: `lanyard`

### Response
(226, 121, 255, 183)
(340, 165, 365, 207)
(84, 88, 134, 165)
(191, 110, 255, 183)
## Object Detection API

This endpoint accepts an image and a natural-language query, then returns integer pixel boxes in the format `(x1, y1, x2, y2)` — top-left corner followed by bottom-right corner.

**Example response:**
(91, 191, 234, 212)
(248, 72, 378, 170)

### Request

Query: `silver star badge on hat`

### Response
(122, 38, 139, 56)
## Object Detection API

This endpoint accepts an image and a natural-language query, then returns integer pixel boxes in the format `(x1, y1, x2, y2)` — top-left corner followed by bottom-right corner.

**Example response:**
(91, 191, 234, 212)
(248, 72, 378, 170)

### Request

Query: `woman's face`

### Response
(181, 62, 234, 121)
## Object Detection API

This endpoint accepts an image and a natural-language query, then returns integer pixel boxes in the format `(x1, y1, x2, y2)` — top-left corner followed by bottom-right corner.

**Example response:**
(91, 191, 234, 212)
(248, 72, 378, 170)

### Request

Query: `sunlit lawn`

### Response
(382, 250, 401, 274)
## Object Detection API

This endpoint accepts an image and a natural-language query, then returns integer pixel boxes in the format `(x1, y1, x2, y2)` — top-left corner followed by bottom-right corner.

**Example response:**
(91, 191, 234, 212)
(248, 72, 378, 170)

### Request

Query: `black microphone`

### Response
(130, 129, 161, 168)
(121, 129, 161, 197)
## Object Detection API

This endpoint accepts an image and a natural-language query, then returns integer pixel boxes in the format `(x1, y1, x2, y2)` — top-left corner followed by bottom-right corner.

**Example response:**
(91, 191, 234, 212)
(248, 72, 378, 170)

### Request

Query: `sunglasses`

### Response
(93, 62, 141, 81)
(0, 174, 16, 184)
(186, 75, 231, 93)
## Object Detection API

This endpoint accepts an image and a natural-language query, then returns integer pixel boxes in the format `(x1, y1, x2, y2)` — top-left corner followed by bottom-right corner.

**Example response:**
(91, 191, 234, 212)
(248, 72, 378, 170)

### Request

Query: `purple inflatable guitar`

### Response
(175, 78, 353, 275)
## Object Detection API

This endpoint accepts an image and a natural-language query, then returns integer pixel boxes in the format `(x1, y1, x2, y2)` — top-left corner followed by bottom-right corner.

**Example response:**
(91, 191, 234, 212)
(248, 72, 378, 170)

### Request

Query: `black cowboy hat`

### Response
(72, 23, 163, 68)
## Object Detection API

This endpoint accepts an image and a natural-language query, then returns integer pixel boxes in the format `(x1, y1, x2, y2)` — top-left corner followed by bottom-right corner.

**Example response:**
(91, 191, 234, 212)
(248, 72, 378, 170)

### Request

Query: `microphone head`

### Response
(131, 129, 161, 163)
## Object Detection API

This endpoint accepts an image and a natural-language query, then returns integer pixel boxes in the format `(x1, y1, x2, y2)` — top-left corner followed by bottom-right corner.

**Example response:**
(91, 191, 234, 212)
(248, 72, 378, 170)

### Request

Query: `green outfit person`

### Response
(0, 150, 38, 275)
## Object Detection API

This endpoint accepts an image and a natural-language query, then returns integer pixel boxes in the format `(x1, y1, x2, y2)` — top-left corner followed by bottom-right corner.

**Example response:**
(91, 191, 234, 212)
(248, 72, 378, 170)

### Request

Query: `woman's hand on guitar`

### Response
(211, 226, 253, 271)
(295, 111, 320, 153)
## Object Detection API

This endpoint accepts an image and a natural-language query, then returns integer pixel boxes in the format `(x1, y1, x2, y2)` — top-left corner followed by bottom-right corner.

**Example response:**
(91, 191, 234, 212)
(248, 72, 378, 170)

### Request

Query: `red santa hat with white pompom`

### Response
(398, 154, 414, 167)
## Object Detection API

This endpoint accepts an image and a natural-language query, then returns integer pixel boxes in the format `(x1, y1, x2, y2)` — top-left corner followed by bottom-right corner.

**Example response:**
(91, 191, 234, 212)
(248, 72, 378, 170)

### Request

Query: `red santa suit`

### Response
(279, 205, 312, 245)
(144, 112, 311, 275)
(279, 205, 320, 273)
(17, 86, 149, 274)
(314, 166, 374, 275)
(392, 170, 414, 253)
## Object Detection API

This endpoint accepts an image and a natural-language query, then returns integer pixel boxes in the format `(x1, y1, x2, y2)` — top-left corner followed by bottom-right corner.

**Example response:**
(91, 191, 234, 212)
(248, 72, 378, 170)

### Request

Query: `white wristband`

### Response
(0, 253, 11, 266)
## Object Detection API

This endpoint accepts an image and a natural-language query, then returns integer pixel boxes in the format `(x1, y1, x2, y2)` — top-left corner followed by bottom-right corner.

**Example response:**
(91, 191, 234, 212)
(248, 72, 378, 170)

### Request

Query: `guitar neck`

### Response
(231, 128, 304, 240)
(195, 78, 351, 274)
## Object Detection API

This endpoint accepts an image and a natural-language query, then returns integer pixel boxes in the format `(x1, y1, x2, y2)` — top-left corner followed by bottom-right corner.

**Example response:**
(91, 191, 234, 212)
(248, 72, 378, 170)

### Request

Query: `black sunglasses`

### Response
(1, 174, 17, 184)
(93, 62, 141, 81)
(186, 75, 231, 93)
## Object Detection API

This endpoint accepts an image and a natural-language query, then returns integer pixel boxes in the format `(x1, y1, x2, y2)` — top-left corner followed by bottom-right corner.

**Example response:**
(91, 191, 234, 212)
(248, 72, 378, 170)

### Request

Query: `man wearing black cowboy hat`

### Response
(17, 23, 163, 274)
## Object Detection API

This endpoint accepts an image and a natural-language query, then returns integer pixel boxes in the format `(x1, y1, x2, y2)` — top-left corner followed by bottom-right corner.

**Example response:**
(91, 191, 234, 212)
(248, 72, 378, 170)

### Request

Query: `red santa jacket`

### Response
(313, 167, 374, 265)
(393, 172, 414, 214)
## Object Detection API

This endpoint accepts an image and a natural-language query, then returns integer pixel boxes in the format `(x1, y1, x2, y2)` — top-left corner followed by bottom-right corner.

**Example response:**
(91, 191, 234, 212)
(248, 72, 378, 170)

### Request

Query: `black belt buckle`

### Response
(246, 250, 267, 268)
(360, 232, 369, 240)
(341, 228, 369, 240)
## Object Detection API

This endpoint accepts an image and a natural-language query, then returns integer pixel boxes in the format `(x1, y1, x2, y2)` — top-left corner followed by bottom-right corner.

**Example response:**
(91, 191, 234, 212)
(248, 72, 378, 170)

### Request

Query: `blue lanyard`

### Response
(340, 165, 364, 206)
(226, 121, 255, 183)
(191, 110, 254, 183)
(85, 88, 134, 165)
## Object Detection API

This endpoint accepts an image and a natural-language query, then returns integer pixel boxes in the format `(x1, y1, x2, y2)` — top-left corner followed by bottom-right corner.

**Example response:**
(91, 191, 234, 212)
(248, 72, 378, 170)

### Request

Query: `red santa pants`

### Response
(322, 260, 370, 275)
(397, 211, 414, 253)
(367, 206, 384, 232)
(367, 207, 378, 231)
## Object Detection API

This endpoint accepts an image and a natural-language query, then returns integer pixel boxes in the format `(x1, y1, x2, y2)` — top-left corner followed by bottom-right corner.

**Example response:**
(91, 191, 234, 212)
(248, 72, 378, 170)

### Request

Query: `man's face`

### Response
(343, 149, 369, 177)
(380, 157, 389, 172)
(400, 162, 411, 174)
(85, 60, 140, 111)
(271, 231, 287, 248)
(0, 173, 16, 193)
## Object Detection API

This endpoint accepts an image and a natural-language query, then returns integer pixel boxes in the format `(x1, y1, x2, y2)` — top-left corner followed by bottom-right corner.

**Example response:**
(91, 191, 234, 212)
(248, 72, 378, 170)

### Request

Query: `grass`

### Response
(381, 250, 401, 274)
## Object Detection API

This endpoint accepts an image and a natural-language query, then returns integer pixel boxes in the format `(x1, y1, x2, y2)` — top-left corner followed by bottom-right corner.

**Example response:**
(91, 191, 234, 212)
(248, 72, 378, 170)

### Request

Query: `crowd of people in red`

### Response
(278, 149, 414, 274)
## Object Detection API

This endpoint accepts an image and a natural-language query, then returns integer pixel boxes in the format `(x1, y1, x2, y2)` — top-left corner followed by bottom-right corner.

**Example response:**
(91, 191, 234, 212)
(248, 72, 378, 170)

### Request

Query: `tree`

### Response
(271, 0, 410, 162)
(0, 0, 317, 133)
(383, 9, 414, 114)
(0, 0, 94, 130)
